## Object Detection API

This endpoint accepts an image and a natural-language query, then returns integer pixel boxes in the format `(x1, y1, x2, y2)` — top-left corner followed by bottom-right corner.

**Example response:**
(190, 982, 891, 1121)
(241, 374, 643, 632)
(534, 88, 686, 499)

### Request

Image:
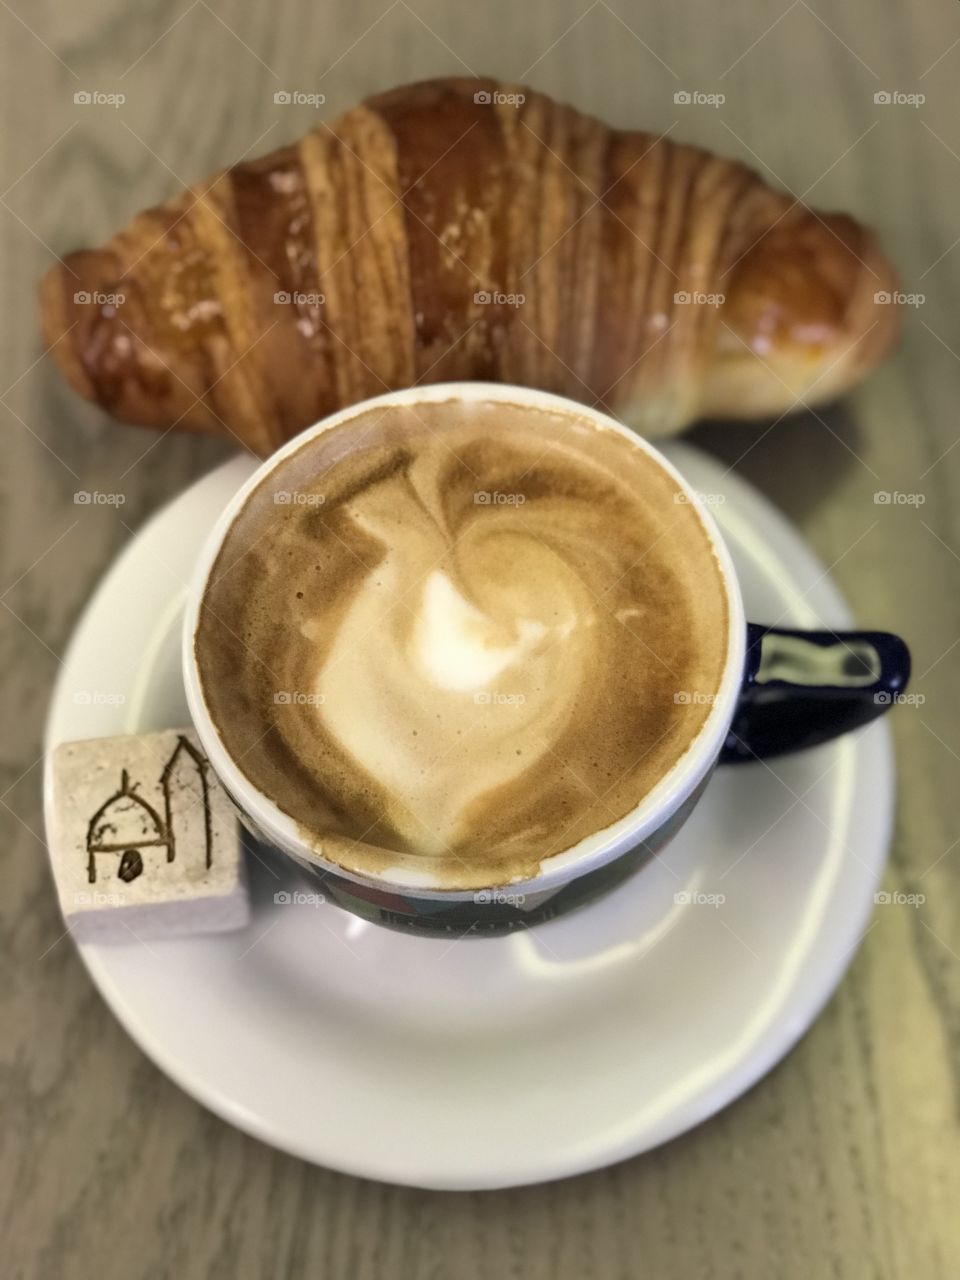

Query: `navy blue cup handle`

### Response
(720, 625, 911, 763)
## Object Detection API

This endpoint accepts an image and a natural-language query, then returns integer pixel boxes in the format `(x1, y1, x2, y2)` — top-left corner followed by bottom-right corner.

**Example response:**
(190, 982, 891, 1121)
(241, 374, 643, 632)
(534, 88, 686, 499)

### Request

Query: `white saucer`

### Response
(43, 443, 893, 1191)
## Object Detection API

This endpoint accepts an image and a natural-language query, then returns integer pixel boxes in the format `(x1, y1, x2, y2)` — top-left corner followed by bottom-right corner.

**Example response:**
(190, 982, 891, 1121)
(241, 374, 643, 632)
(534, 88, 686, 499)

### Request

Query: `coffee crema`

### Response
(194, 399, 729, 888)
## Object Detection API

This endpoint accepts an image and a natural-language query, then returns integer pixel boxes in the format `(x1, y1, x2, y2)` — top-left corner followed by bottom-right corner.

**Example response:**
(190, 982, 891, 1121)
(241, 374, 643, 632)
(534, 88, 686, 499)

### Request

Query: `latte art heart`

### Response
(195, 399, 729, 888)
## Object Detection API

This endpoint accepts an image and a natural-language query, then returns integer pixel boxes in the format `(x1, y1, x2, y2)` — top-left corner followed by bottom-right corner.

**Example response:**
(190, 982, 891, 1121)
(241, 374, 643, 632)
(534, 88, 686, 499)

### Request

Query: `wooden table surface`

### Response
(3, 1, 958, 1276)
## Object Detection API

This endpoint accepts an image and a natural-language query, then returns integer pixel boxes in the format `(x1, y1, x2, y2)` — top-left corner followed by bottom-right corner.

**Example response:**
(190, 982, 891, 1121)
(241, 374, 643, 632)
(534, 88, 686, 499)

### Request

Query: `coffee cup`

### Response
(183, 383, 910, 935)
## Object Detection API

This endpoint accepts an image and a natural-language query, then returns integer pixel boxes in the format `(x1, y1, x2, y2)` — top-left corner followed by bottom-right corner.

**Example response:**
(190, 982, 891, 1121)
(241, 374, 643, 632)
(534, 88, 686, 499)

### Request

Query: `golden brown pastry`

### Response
(39, 78, 899, 455)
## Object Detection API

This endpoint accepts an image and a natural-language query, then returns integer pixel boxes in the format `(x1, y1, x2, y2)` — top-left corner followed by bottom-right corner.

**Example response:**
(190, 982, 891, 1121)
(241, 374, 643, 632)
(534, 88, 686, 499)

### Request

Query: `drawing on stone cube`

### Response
(85, 735, 213, 885)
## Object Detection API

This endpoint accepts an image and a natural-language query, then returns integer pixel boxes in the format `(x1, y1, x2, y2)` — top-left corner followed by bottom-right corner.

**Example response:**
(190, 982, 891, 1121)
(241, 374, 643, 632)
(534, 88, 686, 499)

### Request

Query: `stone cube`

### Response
(49, 728, 250, 943)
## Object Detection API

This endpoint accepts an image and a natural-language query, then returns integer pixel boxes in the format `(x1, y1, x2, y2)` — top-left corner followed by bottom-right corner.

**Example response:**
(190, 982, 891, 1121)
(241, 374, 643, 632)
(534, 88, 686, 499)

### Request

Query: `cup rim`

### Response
(182, 382, 746, 899)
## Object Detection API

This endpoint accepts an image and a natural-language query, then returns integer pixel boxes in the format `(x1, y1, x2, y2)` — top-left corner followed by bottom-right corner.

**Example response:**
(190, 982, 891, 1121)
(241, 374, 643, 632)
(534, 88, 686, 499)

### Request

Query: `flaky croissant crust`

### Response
(40, 77, 898, 454)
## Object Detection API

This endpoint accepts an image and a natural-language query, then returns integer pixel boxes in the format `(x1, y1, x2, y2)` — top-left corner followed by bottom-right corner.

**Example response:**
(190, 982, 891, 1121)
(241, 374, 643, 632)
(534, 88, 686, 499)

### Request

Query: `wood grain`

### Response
(1, 1, 958, 1277)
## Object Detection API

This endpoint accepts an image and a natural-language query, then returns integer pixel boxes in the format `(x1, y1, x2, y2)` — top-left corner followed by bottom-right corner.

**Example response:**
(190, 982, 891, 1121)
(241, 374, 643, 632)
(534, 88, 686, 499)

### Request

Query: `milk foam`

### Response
(412, 571, 549, 691)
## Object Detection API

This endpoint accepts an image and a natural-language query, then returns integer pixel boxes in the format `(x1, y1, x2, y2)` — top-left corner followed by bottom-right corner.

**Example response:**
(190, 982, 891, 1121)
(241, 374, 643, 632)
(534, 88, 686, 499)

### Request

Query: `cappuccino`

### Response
(194, 398, 728, 888)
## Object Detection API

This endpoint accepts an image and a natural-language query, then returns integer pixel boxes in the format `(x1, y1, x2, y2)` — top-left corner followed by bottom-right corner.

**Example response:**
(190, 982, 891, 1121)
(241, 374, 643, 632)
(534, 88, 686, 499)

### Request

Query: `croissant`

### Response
(40, 77, 898, 455)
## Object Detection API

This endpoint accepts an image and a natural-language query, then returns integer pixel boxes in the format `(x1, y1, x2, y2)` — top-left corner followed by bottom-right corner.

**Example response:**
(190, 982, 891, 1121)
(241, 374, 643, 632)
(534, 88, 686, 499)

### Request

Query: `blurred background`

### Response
(2, 2, 957, 1276)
